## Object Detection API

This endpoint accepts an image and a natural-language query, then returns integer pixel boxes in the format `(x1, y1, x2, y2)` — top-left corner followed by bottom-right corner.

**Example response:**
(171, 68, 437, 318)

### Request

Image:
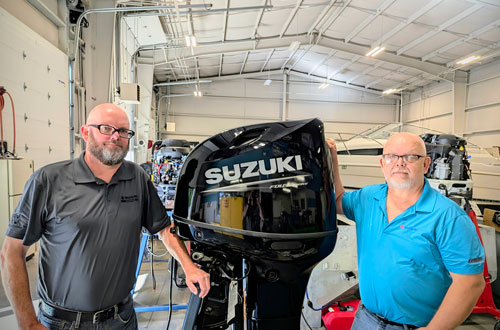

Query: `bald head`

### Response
(86, 103, 129, 128)
(383, 132, 426, 156)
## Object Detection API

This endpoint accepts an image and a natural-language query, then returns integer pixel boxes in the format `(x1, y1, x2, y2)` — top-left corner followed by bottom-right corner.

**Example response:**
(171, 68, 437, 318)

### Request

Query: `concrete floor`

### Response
(0, 243, 498, 330)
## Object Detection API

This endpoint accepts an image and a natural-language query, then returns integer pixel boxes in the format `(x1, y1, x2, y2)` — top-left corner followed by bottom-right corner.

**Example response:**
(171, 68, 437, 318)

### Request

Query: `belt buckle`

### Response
(93, 308, 110, 323)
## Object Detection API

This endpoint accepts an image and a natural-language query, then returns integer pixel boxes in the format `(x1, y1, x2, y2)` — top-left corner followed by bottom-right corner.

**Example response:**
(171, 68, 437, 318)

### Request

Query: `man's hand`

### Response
(184, 265, 210, 298)
(326, 139, 339, 165)
(325, 138, 345, 214)
(158, 225, 211, 298)
(325, 138, 337, 152)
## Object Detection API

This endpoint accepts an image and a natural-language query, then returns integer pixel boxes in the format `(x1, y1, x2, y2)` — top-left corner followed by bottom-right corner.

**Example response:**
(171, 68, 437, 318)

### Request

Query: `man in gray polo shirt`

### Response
(0, 103, 210, 330)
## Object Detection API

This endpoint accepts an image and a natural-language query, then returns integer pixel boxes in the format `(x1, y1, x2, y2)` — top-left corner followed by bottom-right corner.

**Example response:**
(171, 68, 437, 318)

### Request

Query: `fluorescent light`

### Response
(264, 79, 272, 86)
(318, 83, 330, 90)
(185, 35, 197, 47)
(366, 46, 385, 57)
(382, 88, 398, 95)
(288, 41, 300, 52)
(456, 55, 481, 65)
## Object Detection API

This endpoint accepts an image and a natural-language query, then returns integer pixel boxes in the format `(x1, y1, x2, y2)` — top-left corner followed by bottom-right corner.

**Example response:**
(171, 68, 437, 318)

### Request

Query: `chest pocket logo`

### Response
(121, 195, 139, 203)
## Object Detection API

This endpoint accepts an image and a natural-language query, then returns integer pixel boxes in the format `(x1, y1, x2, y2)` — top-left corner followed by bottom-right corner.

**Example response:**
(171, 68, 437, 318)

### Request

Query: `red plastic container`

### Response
(322, 300, 360, 330)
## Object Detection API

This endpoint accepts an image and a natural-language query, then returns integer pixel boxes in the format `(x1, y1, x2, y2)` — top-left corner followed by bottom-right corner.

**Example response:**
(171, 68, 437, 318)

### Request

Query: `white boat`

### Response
(333, 123, 500, 203)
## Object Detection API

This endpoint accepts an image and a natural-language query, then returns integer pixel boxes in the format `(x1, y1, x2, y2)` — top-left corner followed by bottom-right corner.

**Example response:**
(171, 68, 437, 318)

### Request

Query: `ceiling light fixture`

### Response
(318, 83, 330, 90)
(264, 79, 272, 86)
(193, 90, 202, 97)
(288, 41, 301, 52)
(366, 46, 385, 57)
(456, 55, 481, 65)
(382, 88, 399, 95)
(185, 35, 197, 47)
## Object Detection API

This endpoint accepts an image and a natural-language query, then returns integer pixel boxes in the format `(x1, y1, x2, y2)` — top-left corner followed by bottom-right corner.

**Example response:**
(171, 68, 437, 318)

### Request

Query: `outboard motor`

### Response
(152, 139, 191, 209)
(421, 134, 472, 199)
(173, 118, 338, 330)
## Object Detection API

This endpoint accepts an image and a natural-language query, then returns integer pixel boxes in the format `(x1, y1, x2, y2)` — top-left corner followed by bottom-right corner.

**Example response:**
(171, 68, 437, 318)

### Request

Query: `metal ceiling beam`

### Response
(445, 40, 500, 68)
(391, 73, 427, 92)
(152, 34, 453, 81)
(307, 0, 338, 35)
(327, 55, 361, 79)
(422, 17, 500, 62)
(365, 67, 408, 89)
(347, 62, 384, 84)
(222, 0, 230, 42)
(154, 80, 212, 87)
(317, 36, 454, 81)
(219, 54, 224, 76)
(123, 5, 272, 18)
(195, 57, 200, 80)
(317, 0, 353, 39)
(308, 49, 336, 75)
(371, 0, 442, 48)
(252, 0, 269, 39)
(287, 45, 313, 73)
(279, 0, 303, 38)
(240, 51, 250, 74)
(289, 70, 399, 99)
(260, 49, 275, 72)
(396, 3, 483, 55)
(209, 69, 283, 81)
(344, 0, 396, 43)
(281, 48, 301, 70)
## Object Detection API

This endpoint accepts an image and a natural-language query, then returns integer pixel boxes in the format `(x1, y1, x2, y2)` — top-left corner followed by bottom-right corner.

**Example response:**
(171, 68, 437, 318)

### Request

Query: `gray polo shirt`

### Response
(6, 153, 170, 311)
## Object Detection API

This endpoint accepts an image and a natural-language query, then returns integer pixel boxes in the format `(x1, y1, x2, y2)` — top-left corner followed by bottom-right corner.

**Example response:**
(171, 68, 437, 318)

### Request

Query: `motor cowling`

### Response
(173, 118, 337, 263)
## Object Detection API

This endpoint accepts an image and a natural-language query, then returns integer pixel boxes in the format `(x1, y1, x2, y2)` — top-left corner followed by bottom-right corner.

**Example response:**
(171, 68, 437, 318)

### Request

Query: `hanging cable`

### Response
(0, 86, 16, 156)
(301, 310, 314, 330)
(165, 256, 174, 330)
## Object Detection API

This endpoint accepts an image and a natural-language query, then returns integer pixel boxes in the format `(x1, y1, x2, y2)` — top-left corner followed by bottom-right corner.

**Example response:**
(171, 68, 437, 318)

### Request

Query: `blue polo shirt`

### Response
(342, 179, 484, 327)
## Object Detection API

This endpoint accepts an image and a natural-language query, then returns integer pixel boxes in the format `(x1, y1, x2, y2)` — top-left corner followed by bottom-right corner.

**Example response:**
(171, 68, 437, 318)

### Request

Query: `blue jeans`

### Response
(37, 298, 138, 330)
(351, 304, 417, 330)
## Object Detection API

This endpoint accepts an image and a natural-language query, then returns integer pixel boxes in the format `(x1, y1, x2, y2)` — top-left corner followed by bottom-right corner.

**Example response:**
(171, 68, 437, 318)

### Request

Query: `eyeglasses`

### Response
(87, 124, 135, 139)
(382, 154, 425, 164)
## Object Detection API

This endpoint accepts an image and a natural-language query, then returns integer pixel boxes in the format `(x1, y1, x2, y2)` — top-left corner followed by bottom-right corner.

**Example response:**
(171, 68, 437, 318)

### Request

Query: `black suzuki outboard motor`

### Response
(173, 118, 338, 330)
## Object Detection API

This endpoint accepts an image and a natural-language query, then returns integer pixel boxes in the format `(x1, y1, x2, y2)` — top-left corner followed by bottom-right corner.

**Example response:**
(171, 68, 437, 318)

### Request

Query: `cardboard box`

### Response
(483, 208, 500, 233)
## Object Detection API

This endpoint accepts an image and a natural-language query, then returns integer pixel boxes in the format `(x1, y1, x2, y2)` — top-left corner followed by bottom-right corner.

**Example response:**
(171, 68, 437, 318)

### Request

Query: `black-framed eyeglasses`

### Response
(382, 154, 425, 164)
(87, 124, 135, 139)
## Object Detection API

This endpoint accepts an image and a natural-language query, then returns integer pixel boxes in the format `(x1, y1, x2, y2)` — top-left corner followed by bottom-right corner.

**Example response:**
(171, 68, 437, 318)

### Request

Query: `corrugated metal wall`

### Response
(162, 77, 398, 143)
(403, 59, 500, 148)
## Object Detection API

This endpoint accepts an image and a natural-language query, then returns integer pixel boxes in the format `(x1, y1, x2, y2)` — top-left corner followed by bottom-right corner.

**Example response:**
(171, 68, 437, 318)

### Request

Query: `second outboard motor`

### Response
(421, 134, 472, 199)
(173, 118, 338, 330)
(421, 134, 470, 181)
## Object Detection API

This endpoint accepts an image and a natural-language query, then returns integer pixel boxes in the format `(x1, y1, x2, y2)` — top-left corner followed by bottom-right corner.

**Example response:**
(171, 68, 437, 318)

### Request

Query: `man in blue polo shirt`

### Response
(327, 132, 485, 330)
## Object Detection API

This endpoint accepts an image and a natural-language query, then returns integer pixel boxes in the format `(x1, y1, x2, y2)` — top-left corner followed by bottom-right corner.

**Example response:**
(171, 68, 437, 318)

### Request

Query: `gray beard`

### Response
(88, 134, 128, 166)
(386, 177, 413, 189)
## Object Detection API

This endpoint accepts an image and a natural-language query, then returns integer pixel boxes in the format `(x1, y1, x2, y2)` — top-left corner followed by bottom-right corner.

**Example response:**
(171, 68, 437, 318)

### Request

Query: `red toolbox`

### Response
(322, 300, 360, 330)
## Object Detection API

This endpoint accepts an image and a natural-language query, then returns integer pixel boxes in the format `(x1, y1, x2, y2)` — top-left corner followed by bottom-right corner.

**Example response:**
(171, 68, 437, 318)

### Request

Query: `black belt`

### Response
(365, 306, 418, 329)
(41, 299, 128, 324)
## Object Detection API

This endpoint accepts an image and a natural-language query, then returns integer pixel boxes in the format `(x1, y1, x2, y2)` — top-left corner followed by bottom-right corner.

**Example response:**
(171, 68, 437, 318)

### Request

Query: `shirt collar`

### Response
(73, 152, 135, 183)
(372, 178, 436, 214)
(414, 178, 436, 213)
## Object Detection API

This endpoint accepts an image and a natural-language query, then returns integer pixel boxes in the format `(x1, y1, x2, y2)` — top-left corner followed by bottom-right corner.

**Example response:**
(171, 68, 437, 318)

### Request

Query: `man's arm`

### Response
(326, 139, 345, 214)
(0, 237, 47, 330)
(158, 223, 211, 298)
(419, 272, 485, 330)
